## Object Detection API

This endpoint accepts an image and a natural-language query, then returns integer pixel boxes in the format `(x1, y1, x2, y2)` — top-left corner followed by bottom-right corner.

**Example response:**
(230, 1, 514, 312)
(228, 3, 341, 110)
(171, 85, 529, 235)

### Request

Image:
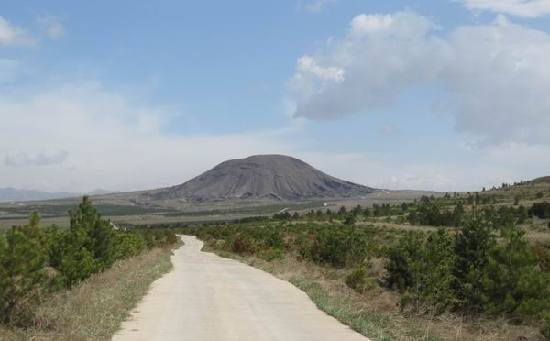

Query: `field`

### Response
(0, 190, 442, 230)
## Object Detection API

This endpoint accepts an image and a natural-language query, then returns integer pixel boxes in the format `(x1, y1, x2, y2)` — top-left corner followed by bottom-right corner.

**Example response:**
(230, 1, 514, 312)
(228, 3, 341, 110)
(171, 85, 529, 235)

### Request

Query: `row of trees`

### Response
(0, 197, 177, 326)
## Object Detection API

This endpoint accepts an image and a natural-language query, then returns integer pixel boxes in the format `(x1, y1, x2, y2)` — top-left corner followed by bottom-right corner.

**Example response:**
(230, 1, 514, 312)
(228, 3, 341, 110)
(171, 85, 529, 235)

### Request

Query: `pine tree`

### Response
(70, 196, 114, 271)
(0, 226, 46, 325)
(453, 216, 495, 312)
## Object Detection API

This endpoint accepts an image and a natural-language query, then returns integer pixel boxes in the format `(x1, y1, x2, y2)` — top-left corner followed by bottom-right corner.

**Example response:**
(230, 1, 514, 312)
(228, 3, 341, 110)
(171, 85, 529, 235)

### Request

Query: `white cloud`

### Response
(297, 56, 345, 82)
(0, 16, 35, 47)
(289, 12, 550, 145)
(4, 150, 68, 167)
(460, 0, 550, 17)
(37, 16, 64, 39)
(351, 14, 395, 33)
(0, 82, 294, 192)
(302, 0, 336, 13)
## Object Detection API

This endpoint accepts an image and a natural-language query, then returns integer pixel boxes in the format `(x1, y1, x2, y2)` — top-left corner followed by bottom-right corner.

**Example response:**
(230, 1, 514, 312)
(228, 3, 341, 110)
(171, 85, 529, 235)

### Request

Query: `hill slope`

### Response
(143, 155, 376, 202)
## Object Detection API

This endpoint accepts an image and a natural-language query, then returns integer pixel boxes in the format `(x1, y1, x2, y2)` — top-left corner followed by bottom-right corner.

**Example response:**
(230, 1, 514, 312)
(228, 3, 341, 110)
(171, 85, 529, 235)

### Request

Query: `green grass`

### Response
(290, 276, 440, 341)
(0, 247, 174, 341)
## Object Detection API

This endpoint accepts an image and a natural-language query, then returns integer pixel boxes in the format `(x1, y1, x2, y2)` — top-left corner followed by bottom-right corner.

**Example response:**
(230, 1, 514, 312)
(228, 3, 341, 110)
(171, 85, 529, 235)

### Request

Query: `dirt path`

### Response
(113, 235, 368, 341)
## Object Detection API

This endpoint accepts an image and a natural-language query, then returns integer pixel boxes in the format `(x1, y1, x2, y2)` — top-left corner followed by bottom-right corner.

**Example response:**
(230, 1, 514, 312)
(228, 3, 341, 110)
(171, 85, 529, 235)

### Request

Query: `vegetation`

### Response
(0, 197, 178, 332)
(0, 247, 173, 340)
(181, 185, 550, 339)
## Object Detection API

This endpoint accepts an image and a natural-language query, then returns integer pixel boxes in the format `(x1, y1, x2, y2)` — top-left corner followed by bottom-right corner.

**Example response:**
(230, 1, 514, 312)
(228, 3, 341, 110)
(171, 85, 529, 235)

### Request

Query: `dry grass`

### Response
(206, 244, 544, 341)
(0, 247, 174, 341)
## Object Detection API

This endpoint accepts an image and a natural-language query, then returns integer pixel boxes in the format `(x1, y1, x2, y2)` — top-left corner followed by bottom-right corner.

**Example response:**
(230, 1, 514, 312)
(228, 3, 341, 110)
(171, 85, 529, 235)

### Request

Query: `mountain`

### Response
(142, 155, 377, 202)
(0, 188, 77, 203)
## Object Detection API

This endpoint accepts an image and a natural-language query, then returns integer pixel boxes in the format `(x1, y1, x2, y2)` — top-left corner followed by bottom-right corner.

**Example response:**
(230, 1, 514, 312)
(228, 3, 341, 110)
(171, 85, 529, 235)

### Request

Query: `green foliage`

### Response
(386, 229, 456, 313)
(70, 196, 115, 271)
(407, 196, 456, 226)
(345, 267, 375, 293)
(344, 215, 357, 225)
(309, 227, 371, 268)
(453, 216, 496, 312)
(386, 217, 549, 319)
(531, 203, 550, 219)
(112, 232, 146, 259)
(484, 224, 549, 319)
(0, 226, 47, 326)
(0, 197, 178, 326)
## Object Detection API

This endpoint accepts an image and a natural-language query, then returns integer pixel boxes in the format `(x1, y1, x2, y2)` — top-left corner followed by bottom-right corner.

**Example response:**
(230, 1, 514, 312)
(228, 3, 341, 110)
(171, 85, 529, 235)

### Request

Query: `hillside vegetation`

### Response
(181, 179, 550, 340)
(0, 197, 178, 338)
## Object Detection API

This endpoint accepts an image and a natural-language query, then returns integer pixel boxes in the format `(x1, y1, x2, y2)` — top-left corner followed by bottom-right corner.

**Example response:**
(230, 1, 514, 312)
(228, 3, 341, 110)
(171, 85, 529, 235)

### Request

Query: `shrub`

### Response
(310, 228, 349, 268)
(386, 217, 549, 319)
(483, 224, 549, 319)
(453, 216, 495, 313)
(231, 234, 256, 254)
(385, 232, 423, 291)
(112, 232, 146, 259)
(345, 267, 375, 293)
(344, 215, 356, 225)
(258, 248, 284, 261)
(386, 229, 456, 312)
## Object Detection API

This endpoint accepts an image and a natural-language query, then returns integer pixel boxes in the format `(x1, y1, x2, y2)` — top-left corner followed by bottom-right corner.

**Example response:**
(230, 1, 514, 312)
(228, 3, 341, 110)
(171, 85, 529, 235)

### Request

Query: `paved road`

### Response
(113, 235, 369, 341)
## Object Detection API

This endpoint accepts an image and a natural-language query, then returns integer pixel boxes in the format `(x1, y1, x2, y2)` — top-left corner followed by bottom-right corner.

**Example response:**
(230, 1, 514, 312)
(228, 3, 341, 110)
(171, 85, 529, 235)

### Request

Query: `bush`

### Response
(386, 229, 456, 312)
(231, 234, 257, 254)
(344, 215, 356, 225)
(386, 218, 550, 319)
(345, 267, 374, 293)
(258, 248, 284, 261)
(453, 217, 495, 313)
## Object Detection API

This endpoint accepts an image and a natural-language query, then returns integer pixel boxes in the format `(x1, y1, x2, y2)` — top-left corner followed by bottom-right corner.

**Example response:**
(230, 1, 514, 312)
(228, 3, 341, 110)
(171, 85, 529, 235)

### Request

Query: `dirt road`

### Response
(113, 235, 368, 341)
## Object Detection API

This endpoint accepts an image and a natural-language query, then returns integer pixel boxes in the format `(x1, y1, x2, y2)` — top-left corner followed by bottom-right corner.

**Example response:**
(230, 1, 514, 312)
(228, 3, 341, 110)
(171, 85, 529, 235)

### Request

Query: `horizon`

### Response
(2, 0, 550, 193)
(0, 152, 545, 196)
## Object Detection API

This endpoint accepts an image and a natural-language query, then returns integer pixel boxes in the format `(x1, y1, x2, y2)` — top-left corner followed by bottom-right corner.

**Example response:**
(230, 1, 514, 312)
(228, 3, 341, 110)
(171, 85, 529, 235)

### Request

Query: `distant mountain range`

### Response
(0, 188, 110, 203)
(141, 154, 377, 202)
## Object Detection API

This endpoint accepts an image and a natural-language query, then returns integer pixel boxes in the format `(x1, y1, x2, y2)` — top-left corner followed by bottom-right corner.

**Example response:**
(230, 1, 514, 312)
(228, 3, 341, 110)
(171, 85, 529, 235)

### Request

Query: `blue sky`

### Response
(1, 0, 550, 192)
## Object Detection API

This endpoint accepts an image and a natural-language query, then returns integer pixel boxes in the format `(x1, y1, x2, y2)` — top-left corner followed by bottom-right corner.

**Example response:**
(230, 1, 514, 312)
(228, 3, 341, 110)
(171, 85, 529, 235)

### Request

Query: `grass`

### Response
(290, 276, 400, 341)
(0, 246, 174, 341)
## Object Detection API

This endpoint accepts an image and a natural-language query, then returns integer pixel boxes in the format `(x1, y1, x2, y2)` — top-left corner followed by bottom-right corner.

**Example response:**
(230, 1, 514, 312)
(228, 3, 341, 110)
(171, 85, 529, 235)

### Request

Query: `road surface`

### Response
(113, 235, 368, 341)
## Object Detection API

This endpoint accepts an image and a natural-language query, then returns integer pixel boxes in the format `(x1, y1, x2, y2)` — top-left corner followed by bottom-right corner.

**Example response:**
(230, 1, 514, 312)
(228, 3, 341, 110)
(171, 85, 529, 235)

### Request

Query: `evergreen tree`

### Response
(453, 216, 495, 312)
(0, 227, 46, 325)
(70, 196, 114, 271)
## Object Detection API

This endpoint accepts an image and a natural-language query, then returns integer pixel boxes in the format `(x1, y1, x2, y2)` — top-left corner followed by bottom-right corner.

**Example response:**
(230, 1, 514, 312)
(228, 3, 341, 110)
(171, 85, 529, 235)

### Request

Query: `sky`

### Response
(1, 0, 550, 193)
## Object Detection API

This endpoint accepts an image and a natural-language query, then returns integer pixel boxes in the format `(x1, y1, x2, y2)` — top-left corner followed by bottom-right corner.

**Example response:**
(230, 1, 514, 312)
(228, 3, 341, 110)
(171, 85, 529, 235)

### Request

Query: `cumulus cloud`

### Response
(4, 150, 68, 167)
(460, 0, 550, 17)
(37, 16, 65, 39)
(0, 16, 35, 47)
(289, 12, 550, 145)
